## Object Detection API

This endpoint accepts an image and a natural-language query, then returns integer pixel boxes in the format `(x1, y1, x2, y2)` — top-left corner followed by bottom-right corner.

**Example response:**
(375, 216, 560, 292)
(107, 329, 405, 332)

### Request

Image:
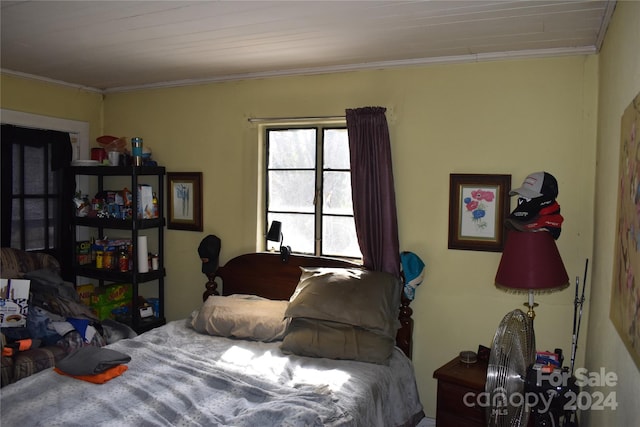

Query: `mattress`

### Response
(0, 319, 425, 426)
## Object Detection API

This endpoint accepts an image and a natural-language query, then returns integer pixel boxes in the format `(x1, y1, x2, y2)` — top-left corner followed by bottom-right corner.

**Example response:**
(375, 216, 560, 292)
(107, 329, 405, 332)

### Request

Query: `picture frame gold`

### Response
(448, 173, 511, 252)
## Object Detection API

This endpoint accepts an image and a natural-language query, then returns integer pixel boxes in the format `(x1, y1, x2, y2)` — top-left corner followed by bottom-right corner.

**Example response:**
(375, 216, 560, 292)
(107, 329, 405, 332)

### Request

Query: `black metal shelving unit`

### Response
(69, 165, 166, 334)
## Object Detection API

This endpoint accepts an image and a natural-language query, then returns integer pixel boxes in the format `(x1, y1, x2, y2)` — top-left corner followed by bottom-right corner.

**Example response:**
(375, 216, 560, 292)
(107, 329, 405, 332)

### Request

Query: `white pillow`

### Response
(191, 295, 290, 342)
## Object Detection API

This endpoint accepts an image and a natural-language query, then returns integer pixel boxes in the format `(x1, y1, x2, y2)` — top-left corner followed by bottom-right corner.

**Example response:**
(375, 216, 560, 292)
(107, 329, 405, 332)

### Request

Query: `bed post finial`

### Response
(397, 293, 413, 358)
(203, 271, 219, 301)
(199, 235, 221, 301)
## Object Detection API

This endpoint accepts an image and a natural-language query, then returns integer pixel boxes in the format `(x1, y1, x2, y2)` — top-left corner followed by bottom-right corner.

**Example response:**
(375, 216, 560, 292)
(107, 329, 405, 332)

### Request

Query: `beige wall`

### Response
(100, 56, 598, 417)
(1, 51, 606, 418)
(0, 74, 103, 142)
(584, 1, 640, 426)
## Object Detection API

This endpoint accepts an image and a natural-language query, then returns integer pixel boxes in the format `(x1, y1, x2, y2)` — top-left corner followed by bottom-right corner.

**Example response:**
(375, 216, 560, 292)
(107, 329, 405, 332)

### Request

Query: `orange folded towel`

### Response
(54, 364, 128, 384)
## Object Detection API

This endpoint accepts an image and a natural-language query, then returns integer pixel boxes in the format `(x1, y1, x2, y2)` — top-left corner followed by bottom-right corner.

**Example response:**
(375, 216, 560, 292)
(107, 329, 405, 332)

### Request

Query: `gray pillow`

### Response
(281, 317, 395, 365)
(285, 267, 401, 338)
(191, 295, 290, 342)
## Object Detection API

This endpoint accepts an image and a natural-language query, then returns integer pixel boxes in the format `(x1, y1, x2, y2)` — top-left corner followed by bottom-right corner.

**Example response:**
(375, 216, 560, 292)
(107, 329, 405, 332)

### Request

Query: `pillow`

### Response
(281, 317, 395, 365)
(191, 295, 290, 342)
(285, 267, 401, 338)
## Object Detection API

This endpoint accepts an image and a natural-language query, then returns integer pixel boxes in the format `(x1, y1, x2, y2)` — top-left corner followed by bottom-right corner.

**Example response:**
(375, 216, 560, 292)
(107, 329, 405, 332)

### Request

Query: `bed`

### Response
(1, 252, 425, 426)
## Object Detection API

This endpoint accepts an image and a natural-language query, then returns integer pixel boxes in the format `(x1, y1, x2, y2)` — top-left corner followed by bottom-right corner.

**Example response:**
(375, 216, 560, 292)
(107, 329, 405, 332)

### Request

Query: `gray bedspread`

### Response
(1, 319, 424, 426)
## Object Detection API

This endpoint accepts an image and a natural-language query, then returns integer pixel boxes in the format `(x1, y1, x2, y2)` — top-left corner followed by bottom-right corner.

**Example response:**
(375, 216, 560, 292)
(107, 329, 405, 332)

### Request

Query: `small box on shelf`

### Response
(91, 283, 132, 306)
(76, 240, 92, 265)
(137, 184, 156, 219)
(76, 284, 95, 306)
(139, 306, 154, 318)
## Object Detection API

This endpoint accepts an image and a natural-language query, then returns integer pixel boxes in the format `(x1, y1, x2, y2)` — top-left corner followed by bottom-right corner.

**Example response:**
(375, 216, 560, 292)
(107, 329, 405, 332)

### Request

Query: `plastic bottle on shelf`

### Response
(152, 193, 159, 218)
(131, 137, 143, 166)
(95, 250, 104, 269)
(119, 246, 129, 272)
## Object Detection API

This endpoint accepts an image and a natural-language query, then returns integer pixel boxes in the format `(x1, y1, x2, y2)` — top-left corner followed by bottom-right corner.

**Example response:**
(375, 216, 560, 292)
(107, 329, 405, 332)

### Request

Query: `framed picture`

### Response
(448, 173, 511, 252)
(611, 91, 640, 369)
(167, 172, 203, 231)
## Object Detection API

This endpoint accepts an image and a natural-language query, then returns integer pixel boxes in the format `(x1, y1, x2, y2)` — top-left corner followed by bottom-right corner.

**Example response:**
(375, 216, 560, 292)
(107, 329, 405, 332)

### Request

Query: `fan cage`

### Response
(486, 309, 535, 427)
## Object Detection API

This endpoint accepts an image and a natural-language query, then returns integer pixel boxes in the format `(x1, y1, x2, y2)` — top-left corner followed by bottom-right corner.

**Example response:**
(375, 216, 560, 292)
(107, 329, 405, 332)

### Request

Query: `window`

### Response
(0, 109, 89, 280)
(1, 125, 74, 252)
(265, 125, 361, 259)
(10, 139, 62, 250)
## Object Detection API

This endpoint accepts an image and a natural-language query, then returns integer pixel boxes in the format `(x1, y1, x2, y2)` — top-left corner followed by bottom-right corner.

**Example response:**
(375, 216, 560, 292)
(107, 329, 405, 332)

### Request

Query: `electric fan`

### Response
(486, 309, 580, 427)
(485, 309, 536, 427)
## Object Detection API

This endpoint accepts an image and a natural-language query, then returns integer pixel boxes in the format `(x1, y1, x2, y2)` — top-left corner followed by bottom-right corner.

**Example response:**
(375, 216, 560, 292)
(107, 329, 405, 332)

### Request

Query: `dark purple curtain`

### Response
(346, 107, 400, 277)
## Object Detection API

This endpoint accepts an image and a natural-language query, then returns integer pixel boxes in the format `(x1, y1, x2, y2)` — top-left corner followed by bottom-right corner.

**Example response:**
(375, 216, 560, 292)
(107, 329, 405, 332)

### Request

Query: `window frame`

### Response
(263, 123, 359, 259)
(1, 109, 89, 261)
(9, 138, 62, 251)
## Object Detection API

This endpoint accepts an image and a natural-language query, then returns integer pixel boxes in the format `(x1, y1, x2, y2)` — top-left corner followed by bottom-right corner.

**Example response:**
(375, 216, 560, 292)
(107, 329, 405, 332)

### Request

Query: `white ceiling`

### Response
(0, 1, 617, 93)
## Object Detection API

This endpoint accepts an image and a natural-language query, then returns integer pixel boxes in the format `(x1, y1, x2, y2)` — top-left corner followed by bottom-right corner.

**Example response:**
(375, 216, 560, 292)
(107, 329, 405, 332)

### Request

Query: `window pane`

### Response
(48, 145, 58, 193)
(24, 145, 46, 194)
(49, 169, 59, 194)
(10, 200, 21, 248)
(324, 129, 350, 169)
(268, 129, 316, 169)
(268, 170, 315, 212)
(48, 198, 57, 249)
(25, 199, 45, 250)
(323, 171, 353, 215)
(12, 149, 22, 194)
(322, 215, 361, 258)
(267, 213, 314, 254)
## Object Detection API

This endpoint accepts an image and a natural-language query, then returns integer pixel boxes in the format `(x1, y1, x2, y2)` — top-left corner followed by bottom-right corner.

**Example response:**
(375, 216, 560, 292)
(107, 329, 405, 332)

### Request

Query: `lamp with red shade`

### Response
(495, 230, 570, 318)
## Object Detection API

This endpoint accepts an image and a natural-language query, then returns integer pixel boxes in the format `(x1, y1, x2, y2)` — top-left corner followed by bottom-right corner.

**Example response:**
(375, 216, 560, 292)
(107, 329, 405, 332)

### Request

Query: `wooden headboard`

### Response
(202, 252, 414, 358)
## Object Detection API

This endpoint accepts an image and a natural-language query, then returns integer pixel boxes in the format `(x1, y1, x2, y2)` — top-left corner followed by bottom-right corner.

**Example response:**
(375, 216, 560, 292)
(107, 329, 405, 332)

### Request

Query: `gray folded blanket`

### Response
(56, 346, 131, 376)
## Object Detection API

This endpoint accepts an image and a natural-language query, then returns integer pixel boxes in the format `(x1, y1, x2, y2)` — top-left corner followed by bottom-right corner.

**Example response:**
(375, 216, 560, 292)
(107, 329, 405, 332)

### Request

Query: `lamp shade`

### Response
(495, 230, 569, 292)
(266, 221, 282, 242)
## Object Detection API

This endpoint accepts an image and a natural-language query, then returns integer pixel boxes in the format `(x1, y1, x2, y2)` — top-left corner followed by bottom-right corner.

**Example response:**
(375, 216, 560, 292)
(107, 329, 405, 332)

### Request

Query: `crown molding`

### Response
(3, 46, 597, 95)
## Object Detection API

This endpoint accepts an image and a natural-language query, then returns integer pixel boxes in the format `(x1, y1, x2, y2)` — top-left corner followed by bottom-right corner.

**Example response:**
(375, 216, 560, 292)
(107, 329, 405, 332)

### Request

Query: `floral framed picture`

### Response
(611, 91, 640, 369)
(167, 172, 203, 231)
(448, 173, 511, 252)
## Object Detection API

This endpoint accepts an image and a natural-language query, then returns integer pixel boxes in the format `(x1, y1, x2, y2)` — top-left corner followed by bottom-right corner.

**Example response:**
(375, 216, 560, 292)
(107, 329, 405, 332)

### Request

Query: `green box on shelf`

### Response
(91, 283, 132, 306)
(91, 300, 132, 321)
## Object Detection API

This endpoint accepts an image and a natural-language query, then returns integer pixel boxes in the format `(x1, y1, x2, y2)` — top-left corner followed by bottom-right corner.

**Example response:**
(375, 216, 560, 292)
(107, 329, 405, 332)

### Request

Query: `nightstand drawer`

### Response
(437, 380, 485, 422)
(437, 409, 485, 427)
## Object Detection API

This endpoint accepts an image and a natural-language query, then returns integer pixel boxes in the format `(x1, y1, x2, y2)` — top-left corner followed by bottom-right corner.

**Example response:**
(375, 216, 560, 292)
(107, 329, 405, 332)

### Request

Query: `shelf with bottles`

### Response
(73, 216, 165, 229)
(74, 185, 160, 223)
(75, 265, 164, 283)
(75, 237, 163, 282)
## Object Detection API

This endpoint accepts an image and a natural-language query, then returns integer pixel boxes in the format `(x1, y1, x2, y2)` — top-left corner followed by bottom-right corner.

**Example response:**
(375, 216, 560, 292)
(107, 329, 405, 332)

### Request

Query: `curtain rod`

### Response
(247, 115, 345, 124)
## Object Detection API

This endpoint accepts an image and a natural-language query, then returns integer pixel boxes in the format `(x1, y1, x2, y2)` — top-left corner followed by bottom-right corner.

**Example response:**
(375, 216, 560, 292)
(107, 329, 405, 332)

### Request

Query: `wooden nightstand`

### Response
(433, 355, 488, 427)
